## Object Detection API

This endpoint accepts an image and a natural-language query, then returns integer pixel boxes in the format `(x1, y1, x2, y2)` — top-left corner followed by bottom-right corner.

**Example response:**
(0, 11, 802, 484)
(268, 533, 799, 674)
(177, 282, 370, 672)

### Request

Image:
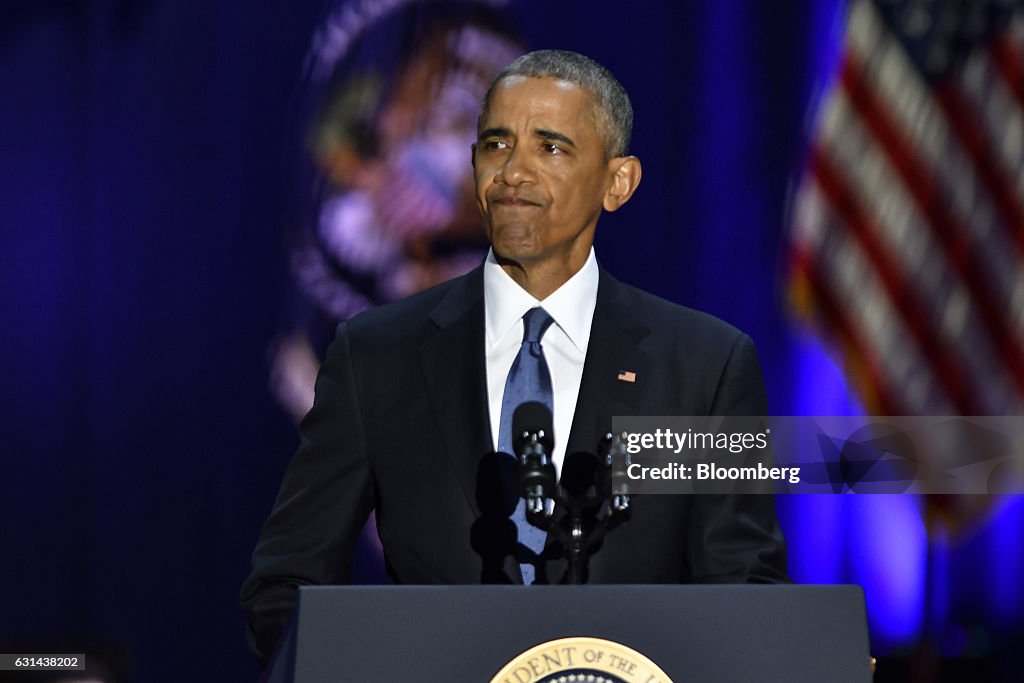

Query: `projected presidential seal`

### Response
(490, 637, 673, 683)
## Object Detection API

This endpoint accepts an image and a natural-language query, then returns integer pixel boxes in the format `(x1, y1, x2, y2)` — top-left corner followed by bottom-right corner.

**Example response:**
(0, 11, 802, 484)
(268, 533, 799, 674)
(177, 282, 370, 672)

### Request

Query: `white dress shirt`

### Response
(483, 247, 599, 477)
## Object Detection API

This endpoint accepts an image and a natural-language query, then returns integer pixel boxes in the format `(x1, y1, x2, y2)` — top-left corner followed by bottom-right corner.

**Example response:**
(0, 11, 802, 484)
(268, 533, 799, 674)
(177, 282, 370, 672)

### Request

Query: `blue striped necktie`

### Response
(498, 307, 554, 585)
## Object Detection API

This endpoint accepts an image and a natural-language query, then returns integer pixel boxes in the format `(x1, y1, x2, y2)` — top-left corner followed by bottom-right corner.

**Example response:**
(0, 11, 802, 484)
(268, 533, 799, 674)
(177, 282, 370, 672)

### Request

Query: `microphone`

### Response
(512, 401, 556, 520)
(598, 432, 632, 513)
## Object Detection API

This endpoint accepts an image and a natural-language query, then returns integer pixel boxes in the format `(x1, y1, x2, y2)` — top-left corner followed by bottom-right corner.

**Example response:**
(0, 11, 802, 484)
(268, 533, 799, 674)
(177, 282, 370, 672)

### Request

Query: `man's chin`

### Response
(487, 227, 540, 261)
(491, 246, 539, 268)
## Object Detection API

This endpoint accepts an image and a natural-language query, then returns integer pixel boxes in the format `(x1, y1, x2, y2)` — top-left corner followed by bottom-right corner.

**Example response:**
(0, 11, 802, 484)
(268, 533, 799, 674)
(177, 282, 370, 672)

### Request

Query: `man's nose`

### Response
(495, 146, 534, 185)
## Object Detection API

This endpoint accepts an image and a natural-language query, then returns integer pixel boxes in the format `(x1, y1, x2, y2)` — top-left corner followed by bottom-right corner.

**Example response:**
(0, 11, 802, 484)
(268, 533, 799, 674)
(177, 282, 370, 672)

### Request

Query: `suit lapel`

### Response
(419, 268, 493, 518)
(566, 269, 652, 457)
(420, 267, 525, 582)
(540, 270, 651, 583)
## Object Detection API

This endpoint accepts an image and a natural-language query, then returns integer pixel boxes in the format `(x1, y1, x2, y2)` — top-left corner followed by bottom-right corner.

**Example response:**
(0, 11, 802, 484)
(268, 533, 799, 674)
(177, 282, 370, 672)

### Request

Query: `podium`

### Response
(267, 585, 871, 682)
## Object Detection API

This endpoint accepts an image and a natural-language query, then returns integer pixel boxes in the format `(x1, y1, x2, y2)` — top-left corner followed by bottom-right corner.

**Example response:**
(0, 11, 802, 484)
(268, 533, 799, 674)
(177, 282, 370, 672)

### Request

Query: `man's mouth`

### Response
(491, 194, 540, 207)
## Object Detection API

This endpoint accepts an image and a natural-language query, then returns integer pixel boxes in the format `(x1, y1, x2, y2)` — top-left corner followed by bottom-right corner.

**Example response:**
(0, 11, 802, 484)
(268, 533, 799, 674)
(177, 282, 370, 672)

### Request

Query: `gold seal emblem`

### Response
(490, 636, 674, 683)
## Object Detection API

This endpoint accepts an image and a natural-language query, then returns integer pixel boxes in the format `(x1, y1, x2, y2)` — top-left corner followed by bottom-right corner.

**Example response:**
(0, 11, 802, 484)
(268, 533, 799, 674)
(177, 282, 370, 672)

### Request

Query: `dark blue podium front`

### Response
(267, 585, 870, 682)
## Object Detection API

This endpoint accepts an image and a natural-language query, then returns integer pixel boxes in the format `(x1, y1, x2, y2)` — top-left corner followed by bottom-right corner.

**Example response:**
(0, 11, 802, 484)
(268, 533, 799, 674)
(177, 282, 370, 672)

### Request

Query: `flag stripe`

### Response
(957, 47, 1024, 243)
(936, 84, 1024, 253)
(808, 144, 974, 412)
(790, 243, 901, 414)
(792, 179, 957, 413)
(992, 20, 1024, 114)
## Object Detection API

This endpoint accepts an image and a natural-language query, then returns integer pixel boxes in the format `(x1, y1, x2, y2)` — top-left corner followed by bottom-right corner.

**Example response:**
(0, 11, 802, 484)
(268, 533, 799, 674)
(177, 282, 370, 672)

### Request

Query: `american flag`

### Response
(789, 0, 1024, 416)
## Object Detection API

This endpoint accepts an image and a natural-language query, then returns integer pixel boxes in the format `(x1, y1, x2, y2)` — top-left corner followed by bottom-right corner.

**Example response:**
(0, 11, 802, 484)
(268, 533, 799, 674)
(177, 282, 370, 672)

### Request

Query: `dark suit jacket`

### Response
(240, 265, 787, 664)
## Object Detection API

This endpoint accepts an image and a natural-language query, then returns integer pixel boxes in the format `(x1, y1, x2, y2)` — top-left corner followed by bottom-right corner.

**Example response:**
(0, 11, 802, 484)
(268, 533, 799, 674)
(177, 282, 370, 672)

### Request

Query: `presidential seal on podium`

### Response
(490, 636, 673, 683)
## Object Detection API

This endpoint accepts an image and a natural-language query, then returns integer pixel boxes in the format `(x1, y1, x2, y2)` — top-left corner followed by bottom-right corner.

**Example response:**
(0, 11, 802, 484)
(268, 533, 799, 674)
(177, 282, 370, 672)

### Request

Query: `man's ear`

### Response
(603, 156, 642, 212)
(471, 142, 477, 170)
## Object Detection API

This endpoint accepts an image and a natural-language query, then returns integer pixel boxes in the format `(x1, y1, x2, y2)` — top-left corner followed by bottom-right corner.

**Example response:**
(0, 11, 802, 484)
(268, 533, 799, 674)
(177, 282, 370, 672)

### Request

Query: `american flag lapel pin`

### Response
(617, 370, 637, 383)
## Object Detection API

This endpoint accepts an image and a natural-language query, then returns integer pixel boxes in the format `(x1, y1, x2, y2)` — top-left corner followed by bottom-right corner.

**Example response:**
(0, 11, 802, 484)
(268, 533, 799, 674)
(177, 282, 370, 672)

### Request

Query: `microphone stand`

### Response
(524, 433, 633, 584)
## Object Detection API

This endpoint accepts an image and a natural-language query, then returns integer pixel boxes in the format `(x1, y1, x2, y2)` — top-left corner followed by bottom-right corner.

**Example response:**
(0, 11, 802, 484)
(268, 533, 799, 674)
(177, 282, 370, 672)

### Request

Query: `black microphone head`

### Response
(512, 401, 554, 451)
(561, 451, 601, 500)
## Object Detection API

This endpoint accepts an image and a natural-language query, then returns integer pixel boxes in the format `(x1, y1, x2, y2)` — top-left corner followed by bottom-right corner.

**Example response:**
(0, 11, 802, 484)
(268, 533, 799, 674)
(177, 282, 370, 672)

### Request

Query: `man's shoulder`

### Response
(341, 267, 481, 344)
(602, 274, 748, 346)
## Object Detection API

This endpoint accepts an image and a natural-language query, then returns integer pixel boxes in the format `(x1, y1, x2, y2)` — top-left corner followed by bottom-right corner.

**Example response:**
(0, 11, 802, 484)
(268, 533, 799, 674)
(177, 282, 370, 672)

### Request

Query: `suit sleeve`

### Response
(686, 332, 790, 583)
(239, 322, 375, 665)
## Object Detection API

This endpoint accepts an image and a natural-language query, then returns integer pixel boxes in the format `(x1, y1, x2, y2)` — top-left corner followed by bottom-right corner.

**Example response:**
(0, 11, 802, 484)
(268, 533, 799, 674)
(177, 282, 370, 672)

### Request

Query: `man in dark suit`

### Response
(241, 49, 787, 666)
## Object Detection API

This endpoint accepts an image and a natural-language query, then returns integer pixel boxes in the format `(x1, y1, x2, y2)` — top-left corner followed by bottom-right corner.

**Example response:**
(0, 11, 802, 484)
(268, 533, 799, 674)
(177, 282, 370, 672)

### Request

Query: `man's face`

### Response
(473, 76, 617, 272)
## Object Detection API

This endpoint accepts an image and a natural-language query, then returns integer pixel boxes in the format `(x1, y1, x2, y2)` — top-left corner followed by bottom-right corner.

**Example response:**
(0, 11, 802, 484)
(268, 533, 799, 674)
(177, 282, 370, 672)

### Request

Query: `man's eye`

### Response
(541, 143, 562, 154)
(483, 140, 508, 150)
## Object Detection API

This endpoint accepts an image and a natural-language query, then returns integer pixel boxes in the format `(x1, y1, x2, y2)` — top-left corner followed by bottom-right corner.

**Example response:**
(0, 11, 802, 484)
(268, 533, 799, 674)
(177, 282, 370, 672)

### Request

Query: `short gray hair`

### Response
(480, 49, 633, 159)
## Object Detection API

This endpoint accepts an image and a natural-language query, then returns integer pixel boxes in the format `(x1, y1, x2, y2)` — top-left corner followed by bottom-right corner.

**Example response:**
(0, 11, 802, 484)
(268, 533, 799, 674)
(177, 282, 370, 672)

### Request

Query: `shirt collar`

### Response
(483, 247, 599, 354)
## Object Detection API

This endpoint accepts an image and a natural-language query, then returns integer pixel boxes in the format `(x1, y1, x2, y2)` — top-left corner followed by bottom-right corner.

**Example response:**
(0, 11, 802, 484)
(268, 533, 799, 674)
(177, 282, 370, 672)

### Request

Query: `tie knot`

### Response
(521, 307, 554, 344)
